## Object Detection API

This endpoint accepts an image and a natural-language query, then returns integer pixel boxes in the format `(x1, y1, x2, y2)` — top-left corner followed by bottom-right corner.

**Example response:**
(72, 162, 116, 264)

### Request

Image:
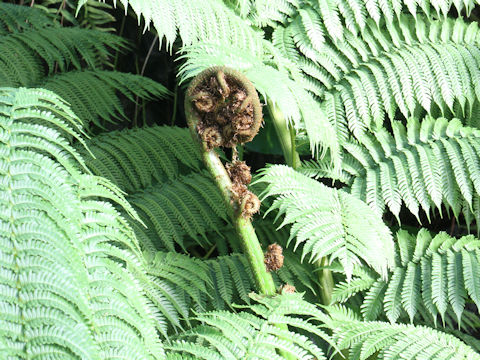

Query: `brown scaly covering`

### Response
(187, 67, 263, 150)
(264, 243, 284, 272)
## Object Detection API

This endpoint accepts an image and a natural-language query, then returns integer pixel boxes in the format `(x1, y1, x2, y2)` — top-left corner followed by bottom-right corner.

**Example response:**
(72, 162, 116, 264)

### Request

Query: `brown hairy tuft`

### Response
(187, 67, 263, 150)
(264, 243, 284, 272)
(279, 284, 296, 294)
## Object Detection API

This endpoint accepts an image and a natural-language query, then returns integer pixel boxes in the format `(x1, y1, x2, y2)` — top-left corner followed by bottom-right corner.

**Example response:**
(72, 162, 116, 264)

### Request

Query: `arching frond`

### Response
(316, 116, 480, 226)
(0, 87, 164, 359)
(256, 165, 395, 280)
(78, 126, 202, 193)
(343, 229, 480, 325)
(167, 293, 332, 360)
(0, 3, 168, 131)
(43, 70, 170, 129)
(0, 3, 53, 33)
(327, 305, 480, 360)
(82, 0, 265, 53)
(128, 171, 228, 252)
(0, 26, 126, 87)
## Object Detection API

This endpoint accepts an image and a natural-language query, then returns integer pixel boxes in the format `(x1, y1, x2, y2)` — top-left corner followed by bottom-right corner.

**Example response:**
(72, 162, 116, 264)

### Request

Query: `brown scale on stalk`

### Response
(187, 67, 263, 150)
(264, 243, 284, 272)
(226, 160, 260, 219)
(279, 284, 296, 294)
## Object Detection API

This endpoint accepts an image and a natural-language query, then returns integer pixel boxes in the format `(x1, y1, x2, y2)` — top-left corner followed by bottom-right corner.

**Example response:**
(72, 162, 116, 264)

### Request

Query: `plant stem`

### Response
(185, 99, 276, 296)
(267, 100, 300, 168)
(267, 100, 335, 305)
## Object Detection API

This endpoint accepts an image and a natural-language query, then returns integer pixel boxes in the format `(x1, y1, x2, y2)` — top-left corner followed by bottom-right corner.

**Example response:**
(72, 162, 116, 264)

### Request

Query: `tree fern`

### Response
(0, 87, 164, 359)
(308, 116, 480, 226)
(326, 305, 480, 360)
(257, 164, 395, 279)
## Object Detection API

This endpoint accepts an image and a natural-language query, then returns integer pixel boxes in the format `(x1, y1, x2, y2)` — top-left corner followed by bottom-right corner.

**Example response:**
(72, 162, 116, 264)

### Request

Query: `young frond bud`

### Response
(186, 66, 263, 149)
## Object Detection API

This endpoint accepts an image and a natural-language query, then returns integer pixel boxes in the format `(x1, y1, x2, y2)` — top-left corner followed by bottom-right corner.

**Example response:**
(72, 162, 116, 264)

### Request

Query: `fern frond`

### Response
(337, 229, 480, 326)
(323, 116, 480, 225)
(0, 3, 53, 34)
(0, 26, 126, 87)
(128, 171, 228, 251)
(256, 165, 394, 280)
(43, 70, 170, 129)
(326, 307, 480, 360)
(226, 0, 300, 26)
(0, 87, 164, 359)
(167, 292, 332, 360)
(78, 126, 202, 193)
(37, 0, 116, 32)
(83, 0, 265, 53)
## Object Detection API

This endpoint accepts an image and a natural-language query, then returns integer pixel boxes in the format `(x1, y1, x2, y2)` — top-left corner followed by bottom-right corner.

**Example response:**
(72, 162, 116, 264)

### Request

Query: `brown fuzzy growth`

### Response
(198, 125, 223, 150)
(226, 160, 260, 219)
(187, 67, 263, 149)
(226, 161, 252, 186)
(241, 191, 260, 218)
(279, 284, 296, 294)
(264, 243, 284, 272)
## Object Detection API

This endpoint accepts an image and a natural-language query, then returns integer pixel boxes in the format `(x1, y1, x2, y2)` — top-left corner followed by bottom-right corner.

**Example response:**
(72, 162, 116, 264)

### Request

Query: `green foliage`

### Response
(0, 87, 164, 359)
(0, 3, 169, 130)
(82, 0, 266, 52)
(334, 229, 480, 325)
(3, 1, 480, 359)
(166, 293, 333, 360)
(326, 305, 480, 360)
(257, 164, 394, 279)
(303, 116, 480, 226)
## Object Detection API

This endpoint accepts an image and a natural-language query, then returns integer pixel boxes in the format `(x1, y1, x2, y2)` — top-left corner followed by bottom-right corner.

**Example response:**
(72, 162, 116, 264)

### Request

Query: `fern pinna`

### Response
(0, 3, 169, 130)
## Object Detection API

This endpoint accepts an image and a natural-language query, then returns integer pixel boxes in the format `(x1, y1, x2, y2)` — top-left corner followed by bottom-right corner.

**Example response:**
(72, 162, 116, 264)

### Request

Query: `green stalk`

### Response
(267, 101, 300, 169)
(267, 101, 334, 305)
(185, 92, 276, 296)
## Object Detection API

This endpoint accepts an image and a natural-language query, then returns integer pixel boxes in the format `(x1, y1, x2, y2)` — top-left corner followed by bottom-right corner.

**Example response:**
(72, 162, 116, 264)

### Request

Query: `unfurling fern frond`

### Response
(341, 229, 480, 325)
(166, 293, 333, 360)
(326, 305, 480, 360)
(313, 116, 480, 226)
(179, 41, 337, 158)
(256, 165, 394, 279)
(0, 87, 164, 359)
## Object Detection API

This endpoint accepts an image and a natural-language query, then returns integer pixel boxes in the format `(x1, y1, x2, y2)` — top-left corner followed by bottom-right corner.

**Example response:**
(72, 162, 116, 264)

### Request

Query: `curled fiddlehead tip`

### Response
(186, 66, 263, 149)
(241, 190, 260, 219)
(264, 243, 284, 272)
